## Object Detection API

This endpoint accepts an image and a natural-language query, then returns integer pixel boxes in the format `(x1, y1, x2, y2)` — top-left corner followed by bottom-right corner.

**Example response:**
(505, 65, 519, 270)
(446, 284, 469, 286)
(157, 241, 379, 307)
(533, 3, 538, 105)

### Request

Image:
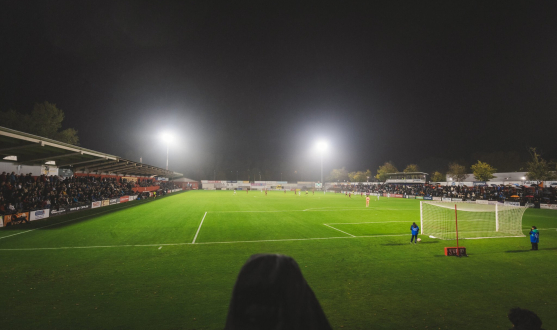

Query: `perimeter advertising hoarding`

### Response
(442, 198, 452, 202)
(423, 196, 433, 200)
(488, 201, 498, 205)
(69, 205, 91, 212)
(109, 198, 119, 205)
(392, 194, 403, 198)
(30, 209, 50, 221)
(0, 215, 2, 227)
(476, 200, 489, 205)
(432, 197, 442, 201)
(2, 212, 30, 226)
(129, 195, 137, 201)
(92, 201, 102, 209)
(416, 196, 424, 200)
(102, 200, 110, 207)
(504, 201, 521, 207)
(407, 195, 415, 199)
(50, 208, 67, 216)
(120, 196, 129, 203)
(540, 204, 551, 209)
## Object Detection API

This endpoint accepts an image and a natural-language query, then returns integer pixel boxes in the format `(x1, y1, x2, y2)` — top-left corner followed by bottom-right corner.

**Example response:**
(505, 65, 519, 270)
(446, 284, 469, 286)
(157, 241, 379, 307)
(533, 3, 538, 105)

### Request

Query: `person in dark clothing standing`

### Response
(529, 226, 539, 250)
(410, 222, 419, 244)
(224, 254, 332, 330)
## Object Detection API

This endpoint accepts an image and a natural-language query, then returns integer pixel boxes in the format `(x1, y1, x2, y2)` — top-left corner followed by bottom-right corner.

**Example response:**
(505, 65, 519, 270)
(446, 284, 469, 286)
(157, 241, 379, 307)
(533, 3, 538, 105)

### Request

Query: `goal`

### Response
(420, 201, 526, 240)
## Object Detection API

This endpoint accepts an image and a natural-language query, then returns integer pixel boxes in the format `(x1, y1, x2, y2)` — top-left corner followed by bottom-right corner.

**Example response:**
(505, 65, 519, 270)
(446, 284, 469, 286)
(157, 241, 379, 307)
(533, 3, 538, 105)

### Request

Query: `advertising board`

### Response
(504, 201, 521, 207)
(102, 200, 110, 206)
(30, 209, 50, 221)
(109, 198, 119, 205)
(476, 200, 489, 205)
(50, 208, 67, 216)
(120, 196, 129, 203)
(2, 212, 30, 226)
(92, 201, 102, 209)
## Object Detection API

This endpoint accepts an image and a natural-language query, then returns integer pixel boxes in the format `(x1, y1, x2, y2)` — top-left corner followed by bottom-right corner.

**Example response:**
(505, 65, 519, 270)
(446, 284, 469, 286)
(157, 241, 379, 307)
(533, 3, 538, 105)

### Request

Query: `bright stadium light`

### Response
(315, 140, 328, 187)
(160, 132, 175, 170)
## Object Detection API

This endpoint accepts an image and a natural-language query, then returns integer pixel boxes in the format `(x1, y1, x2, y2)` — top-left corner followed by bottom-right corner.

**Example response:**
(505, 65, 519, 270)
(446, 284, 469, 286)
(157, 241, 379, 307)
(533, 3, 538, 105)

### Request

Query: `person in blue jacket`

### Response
(410, 222, 419, 244)
(529, 226, 539, 250)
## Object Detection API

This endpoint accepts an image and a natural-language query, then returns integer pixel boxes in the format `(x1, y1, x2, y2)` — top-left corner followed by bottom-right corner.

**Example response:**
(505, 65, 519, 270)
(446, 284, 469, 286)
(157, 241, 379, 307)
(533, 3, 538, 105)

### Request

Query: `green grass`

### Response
(1, 190, 556, 329)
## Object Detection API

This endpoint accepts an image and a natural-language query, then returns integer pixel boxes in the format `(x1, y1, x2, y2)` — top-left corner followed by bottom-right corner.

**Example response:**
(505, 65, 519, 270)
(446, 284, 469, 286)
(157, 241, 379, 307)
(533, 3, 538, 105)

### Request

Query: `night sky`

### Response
(1, 1, 556, 181)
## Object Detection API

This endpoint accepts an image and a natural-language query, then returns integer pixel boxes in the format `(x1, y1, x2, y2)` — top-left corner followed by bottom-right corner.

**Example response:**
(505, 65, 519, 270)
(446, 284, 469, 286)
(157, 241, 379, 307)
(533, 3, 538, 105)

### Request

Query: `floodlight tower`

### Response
(316, 141, 328, 188)
(160, 132, 174, 170)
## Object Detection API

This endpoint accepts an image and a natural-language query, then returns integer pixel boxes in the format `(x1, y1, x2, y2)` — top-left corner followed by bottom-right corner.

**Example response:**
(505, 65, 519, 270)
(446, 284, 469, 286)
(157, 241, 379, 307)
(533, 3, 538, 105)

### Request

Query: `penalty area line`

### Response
(192, 212, 207, 244)
(323, 224, 355, 237)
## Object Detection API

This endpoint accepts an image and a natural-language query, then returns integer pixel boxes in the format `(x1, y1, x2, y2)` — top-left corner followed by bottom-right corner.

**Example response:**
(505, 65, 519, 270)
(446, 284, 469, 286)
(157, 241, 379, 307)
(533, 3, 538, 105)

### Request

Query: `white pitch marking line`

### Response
(327, 221, 412, 225)
(323, 224, 355, 237)
(210, 208, 402, 213)
(0, 234, 416, 251)
(192, 212, 207, 244)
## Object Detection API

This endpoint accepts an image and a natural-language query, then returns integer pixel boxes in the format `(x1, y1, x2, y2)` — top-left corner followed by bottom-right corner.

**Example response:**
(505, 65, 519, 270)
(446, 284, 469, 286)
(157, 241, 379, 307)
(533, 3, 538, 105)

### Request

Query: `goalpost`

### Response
(420, 201, 526, 240)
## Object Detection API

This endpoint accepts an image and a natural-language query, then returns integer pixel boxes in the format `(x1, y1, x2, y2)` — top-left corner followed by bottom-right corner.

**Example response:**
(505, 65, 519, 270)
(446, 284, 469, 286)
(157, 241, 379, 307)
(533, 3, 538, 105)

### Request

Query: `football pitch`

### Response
(1, 190, 556, 329)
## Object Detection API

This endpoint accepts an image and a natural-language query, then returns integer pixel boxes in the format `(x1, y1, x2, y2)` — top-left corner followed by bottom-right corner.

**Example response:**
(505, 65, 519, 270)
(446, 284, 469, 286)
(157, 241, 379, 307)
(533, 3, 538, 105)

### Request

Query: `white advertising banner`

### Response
(476, 200, 489, 205)
(442, 198, 452, 202)
(433, 197, 442, 201)
(0, 215, 3, 227)
(30, 209, 50, 221)
(91, 201, 102, 209)
(504, 201, 521, 207)
(540, 204, 551, 209)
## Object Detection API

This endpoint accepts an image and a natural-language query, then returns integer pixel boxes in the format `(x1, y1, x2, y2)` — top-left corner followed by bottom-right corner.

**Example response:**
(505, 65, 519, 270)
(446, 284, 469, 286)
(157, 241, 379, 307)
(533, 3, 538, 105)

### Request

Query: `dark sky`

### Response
(1, 1, 556, 180)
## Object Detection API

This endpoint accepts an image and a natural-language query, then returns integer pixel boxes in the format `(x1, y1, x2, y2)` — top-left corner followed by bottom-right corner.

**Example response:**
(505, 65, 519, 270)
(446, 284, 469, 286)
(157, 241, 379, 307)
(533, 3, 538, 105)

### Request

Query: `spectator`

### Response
(224, 254, 332, 330)
(508, 307, 544, 330)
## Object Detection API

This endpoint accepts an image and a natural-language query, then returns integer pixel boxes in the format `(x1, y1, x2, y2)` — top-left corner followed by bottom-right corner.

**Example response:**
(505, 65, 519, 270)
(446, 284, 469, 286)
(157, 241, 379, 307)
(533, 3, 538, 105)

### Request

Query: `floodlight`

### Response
(160, 132, 174, 144)
(160, 131, 176, 170)
(316, 140, 328, 152)
(314, 140, 329, 186)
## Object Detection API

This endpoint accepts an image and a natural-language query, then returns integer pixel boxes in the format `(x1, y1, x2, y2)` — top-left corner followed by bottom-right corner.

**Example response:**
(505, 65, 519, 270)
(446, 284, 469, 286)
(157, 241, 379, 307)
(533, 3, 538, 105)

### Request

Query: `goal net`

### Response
(420, 201, 526, 240)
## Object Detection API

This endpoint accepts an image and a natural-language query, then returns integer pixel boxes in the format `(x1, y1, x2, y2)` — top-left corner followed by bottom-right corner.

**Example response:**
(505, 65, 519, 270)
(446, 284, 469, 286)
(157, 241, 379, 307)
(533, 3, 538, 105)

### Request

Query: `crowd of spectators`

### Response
(333, 183, 557, 205)
(0, 172, 178, 215)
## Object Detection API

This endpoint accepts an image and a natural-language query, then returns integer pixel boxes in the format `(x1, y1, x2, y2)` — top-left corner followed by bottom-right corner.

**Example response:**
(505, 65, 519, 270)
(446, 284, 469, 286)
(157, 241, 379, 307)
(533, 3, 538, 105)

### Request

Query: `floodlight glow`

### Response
(521, 176, 526, 180)
(316, 141, 328, 152)
(160, 132, 174, 144)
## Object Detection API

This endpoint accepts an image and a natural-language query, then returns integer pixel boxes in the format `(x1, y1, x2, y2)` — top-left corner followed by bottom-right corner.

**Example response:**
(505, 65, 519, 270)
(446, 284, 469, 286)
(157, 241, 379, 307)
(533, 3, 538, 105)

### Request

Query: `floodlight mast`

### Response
(160, 132, 174, 170)
(316, 141, 328, 188)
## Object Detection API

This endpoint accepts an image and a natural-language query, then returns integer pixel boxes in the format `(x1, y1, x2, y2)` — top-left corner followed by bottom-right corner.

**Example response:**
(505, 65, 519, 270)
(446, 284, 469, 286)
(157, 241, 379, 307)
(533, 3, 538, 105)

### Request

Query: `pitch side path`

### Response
(1, 190, 555, 329)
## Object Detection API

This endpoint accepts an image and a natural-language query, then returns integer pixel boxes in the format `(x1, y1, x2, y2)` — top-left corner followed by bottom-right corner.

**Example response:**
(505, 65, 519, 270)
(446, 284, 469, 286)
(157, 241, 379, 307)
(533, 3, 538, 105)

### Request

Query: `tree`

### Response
(327, 167, 349, 182)
(430, 171, 445, 182)
(0, 101, 79, 145)
(348, 169, 372, 182)
(471, 160, 496, 181)
(403, 164, 419, 173)
(375, 162, 398, 182)
(526, 148, 556, 181)
(447, 163, 467, 182)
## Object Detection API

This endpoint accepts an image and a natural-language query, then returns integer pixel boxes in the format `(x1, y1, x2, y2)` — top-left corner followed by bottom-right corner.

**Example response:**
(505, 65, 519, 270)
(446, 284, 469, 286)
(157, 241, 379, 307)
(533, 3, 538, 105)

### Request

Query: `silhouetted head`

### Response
(224, 254, 332, 330)
(508, 307, 543, 329)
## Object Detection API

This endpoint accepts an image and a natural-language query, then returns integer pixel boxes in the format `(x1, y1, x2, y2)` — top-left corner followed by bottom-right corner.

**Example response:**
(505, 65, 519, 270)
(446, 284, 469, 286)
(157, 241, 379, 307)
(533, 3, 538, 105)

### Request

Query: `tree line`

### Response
(327, 148, 557, 183)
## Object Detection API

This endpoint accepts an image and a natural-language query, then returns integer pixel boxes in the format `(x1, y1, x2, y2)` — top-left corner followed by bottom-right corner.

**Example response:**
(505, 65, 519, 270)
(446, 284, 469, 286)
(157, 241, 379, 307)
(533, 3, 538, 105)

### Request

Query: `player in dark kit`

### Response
(410, 222, 419, 244)
(529, 226, 539, 250)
